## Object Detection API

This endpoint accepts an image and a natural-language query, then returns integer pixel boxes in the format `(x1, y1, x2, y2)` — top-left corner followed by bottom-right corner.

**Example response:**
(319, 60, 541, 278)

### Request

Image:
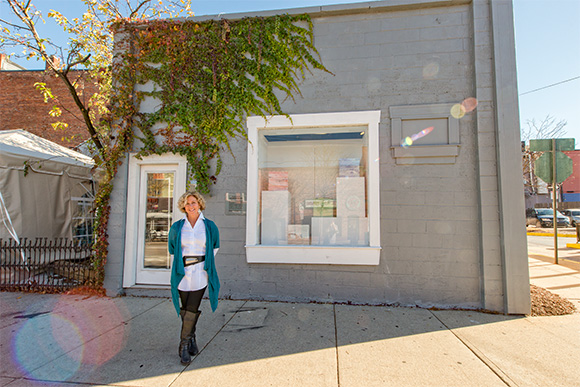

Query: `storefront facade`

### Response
(105, 0, 530, 314)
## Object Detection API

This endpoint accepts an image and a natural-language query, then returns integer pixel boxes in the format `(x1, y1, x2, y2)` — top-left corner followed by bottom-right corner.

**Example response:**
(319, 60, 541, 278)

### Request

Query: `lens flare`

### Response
(51, 296, 128, 366)
(451, 97, 478, 119)
(461, 97, 478, 112)
(400, 126, 434, 148)
(423, 62, 440, 79)
(10, 295, 129, 382)
(450, 103, 466, 119)
(13, 314, 83, 380)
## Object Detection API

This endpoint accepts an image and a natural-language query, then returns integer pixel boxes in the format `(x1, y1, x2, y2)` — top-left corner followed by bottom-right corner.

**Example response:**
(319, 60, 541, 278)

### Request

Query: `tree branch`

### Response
(53, 67, 104, 151)
(5, 0, 106, 153)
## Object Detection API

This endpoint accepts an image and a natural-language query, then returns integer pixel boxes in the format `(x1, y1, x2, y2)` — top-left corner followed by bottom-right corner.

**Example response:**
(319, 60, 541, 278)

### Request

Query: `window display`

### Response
(258, 126, 369, 246)
(246, 110, 380, 265)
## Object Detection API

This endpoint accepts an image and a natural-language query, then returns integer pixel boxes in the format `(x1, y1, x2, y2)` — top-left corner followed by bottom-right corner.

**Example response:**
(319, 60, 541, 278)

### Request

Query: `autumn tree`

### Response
(1, 1, 329, 289)
(0, 0, 194, 157)
(0, 0, 194, 286)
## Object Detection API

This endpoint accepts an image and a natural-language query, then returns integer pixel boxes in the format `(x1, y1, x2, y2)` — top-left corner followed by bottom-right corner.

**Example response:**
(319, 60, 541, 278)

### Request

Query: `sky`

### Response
(1, 0, 579, 146)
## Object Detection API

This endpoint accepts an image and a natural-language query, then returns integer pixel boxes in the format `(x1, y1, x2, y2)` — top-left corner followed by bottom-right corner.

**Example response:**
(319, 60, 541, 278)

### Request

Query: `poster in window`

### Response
(339, 158, 360, 177)
(336, 177, 365, 218)
(261, 190, 290, 244)
(268, 171, 289, 191)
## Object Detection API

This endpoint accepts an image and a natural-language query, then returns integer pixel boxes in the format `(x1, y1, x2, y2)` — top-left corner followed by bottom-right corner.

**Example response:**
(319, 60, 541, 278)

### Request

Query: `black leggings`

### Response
(179, 287, 206, 313)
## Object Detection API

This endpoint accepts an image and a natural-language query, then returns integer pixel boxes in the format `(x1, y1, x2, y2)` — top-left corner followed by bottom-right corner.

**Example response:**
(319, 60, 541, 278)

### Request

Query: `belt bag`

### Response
(183, 255, 205, 266)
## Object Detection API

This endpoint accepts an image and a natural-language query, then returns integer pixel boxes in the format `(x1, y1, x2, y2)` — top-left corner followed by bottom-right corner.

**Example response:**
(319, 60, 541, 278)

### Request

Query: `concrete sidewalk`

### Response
(1, 257, 579, 387)
(528, 243, 580, 310)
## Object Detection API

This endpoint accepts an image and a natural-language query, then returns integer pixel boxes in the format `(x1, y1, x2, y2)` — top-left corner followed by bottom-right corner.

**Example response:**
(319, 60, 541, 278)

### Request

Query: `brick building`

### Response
(562, 150, 580, 202)
(0, 54, 96, 148)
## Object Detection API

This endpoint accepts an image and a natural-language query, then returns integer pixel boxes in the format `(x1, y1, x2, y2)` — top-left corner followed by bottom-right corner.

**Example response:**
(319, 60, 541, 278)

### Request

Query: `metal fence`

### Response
(0, 238, 96, 292)
(535, 201, 580, 210)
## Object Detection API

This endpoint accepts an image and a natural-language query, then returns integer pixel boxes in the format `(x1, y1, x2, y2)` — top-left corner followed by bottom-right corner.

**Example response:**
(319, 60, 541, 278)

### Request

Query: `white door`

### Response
(123, 155, 187, 287)
(136, 166, 175, 284)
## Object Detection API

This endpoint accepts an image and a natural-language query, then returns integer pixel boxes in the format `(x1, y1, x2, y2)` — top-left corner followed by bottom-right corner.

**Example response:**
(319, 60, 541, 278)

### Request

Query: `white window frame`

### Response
(390, 103, 461, 165)
(71, 196, 95, 243)
(123, 153, 187, 288)
(246, 110, 381, 265)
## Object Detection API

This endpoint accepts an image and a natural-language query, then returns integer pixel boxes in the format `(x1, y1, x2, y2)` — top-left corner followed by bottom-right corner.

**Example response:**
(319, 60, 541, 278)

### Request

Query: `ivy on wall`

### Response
(90, 14, 328, 285)
(117, 14, 328, 193)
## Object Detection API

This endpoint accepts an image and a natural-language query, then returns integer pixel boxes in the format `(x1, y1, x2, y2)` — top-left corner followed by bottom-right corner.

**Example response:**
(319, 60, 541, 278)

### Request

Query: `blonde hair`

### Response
(177, 190, 206, 213)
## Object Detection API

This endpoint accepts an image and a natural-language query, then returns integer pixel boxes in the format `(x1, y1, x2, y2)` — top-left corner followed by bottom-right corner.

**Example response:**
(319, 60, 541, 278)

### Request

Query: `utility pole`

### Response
(552, 138, 558, 264)
(530, 138, 575, 264)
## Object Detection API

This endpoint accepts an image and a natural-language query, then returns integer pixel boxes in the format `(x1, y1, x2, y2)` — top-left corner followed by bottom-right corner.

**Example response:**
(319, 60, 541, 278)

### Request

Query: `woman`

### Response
(168, 190, 220, 365)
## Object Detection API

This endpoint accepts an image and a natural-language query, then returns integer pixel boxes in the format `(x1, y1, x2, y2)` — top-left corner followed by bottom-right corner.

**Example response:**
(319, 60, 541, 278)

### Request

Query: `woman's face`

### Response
(184, 195, 200, 216)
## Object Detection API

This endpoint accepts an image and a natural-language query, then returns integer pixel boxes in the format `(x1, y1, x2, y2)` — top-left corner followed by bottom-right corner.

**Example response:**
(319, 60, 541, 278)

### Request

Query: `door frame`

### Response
(122, 153, 187, 288)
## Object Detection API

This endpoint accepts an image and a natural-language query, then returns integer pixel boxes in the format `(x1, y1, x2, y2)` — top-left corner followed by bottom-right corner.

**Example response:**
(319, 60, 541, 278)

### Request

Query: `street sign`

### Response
(530, 138, 575, 185)
(535, 151, 574, 184)
(529, 137, 576, 265)
(529, 138, 575, 152)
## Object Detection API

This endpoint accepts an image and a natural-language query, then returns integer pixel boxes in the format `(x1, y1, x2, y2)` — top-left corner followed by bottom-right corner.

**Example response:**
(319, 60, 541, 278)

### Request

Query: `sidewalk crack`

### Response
(429, 311, 518, 387)
(333, 304, 341, 387)
(170, 300, 248, 385)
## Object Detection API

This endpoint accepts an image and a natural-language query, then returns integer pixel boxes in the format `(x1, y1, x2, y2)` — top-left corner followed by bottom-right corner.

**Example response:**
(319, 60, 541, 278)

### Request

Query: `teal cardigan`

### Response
(168, 216, 220, 315)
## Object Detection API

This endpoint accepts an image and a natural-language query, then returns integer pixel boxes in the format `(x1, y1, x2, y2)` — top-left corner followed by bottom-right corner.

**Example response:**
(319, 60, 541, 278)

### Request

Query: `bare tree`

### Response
(521, 115, 568, 198)
(521, 115, 567, 143)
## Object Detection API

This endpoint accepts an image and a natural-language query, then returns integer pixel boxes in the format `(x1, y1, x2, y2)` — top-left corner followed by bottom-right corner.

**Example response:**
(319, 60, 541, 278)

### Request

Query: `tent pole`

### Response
(0, 191, 28, 269)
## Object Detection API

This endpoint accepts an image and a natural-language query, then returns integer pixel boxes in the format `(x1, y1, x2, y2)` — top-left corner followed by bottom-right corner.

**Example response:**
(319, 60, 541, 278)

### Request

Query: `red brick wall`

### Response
(0, 69, 99, 148)
(563, 150, 580, 194)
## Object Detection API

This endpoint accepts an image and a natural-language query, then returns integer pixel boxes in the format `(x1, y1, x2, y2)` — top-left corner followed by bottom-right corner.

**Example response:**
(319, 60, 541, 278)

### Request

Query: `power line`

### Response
(519, 76, 580, 96)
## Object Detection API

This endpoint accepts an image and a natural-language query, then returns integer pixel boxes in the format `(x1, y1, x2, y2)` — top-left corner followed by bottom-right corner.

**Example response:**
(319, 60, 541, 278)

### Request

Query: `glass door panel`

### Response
(143, 172, 174, 269)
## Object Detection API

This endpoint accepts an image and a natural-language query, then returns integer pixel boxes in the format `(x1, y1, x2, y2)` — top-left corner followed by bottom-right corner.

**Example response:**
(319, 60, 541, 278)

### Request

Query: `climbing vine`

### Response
(89, 14, 329, 284)
(115, 14, 328, 193)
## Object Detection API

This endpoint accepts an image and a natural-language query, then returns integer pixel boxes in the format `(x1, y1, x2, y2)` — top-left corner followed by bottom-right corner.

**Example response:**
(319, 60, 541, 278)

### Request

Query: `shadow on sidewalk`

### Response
(1, 291, 526, 386)
(529, 253, 580, 272)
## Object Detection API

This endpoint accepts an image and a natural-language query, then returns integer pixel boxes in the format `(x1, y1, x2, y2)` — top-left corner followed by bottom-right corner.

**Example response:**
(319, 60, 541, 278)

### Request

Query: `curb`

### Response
(527, 232, 577, 238)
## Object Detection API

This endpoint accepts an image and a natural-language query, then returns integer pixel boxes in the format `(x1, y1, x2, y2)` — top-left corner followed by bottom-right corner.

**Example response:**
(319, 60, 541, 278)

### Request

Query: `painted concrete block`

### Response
(104, 0, 527, 314)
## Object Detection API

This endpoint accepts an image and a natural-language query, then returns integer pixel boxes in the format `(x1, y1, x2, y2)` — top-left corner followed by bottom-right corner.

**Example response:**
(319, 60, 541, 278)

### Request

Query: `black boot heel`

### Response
(179, 339, 191, 365)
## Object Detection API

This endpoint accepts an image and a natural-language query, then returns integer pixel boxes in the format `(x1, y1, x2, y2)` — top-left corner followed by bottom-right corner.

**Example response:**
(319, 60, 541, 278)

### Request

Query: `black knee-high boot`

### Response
(188, 311, 201, 356)
(179, 310, 197, 365)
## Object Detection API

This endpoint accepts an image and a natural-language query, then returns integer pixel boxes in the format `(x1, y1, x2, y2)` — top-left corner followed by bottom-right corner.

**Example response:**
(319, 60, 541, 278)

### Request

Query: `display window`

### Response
(246, 111, 381, 265)
(258, 127, 369, 246)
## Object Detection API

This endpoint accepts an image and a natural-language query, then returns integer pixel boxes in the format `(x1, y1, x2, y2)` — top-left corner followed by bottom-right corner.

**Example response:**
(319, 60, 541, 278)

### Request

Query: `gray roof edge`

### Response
(176, 0, 471, 22)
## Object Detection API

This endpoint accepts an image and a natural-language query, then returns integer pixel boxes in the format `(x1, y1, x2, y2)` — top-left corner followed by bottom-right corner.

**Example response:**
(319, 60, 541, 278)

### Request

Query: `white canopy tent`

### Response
(0, 130, 95, 241)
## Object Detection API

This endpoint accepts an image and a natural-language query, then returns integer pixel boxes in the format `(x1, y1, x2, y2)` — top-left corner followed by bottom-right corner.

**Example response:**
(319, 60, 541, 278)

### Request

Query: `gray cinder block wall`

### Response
(106, 0, 530, 314)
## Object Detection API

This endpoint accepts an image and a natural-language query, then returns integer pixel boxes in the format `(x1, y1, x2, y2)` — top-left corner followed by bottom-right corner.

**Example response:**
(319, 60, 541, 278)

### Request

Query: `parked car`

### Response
(561, 209, 580, 226)
(526, 208, 570, 228)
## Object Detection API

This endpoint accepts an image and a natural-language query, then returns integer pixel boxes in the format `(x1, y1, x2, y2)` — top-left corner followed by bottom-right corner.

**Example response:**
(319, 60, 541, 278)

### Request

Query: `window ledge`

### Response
(391, 144, 460, 165)
(245, 245, 381, 265)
